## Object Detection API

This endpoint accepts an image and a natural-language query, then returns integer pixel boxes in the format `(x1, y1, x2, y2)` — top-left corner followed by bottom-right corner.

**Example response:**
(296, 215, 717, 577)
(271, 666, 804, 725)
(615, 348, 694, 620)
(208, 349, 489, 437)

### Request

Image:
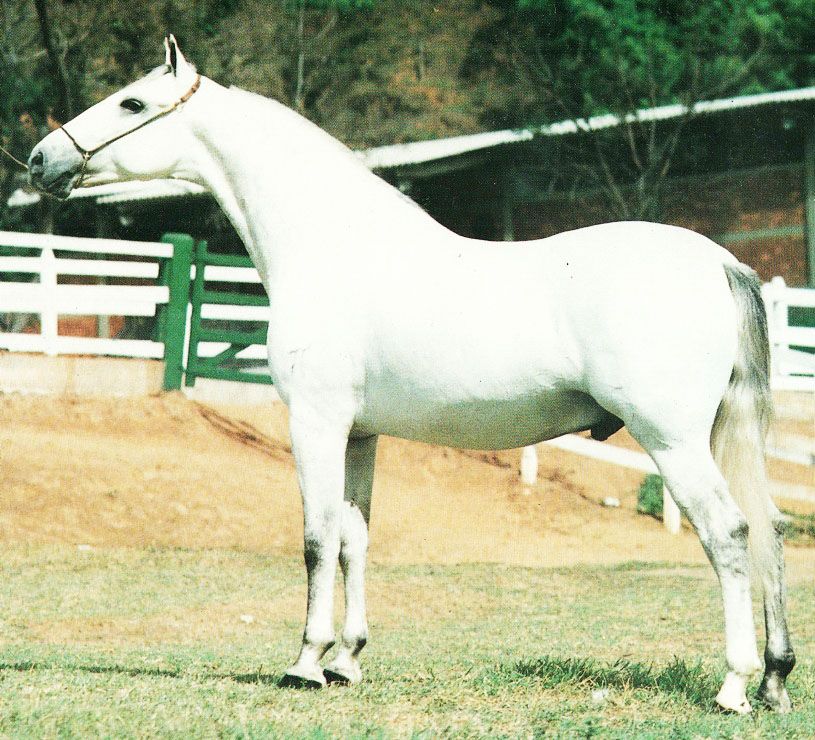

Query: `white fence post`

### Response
(520, 444, 539, 485)
(39, 247, 58, 356)
(762, 276, 787, 382)
(662, 485, 681, 534)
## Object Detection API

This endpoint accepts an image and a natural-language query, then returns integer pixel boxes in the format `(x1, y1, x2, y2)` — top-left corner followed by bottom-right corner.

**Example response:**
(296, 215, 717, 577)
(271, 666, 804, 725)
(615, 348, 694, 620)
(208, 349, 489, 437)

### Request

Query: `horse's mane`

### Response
(226, 85, 361, 165)
(224, 84, 426, 213)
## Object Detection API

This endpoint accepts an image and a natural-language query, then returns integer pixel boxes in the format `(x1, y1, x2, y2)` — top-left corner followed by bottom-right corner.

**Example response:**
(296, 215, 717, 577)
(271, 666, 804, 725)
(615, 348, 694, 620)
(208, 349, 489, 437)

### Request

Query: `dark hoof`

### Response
(323, 668, 353, 685)
(278, 671, 326, 690)
(758, 679, 792, 713)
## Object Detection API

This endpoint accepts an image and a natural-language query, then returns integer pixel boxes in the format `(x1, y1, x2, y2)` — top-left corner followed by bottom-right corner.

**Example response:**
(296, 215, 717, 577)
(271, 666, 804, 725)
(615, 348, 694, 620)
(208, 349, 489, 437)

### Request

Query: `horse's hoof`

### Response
(323, 658, 362, 685)
(715, 671, 753, 714)
(279, 666, 326, 690)
(715, 687, 752, 715)
(758, 679, 792, 713)
(715, 696, 752, 714)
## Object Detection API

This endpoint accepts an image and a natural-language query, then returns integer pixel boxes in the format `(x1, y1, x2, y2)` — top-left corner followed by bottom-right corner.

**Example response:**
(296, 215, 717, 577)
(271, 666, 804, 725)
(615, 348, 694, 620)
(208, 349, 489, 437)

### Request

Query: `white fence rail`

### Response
(0, 231, 172, 359)
(762, 277, 815, 391)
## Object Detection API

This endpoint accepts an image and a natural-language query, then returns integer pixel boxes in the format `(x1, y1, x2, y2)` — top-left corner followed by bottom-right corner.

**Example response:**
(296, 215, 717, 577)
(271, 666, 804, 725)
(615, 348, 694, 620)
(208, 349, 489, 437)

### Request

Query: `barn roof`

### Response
(357, 85, 815, 170)
(11, 85, 815, 206)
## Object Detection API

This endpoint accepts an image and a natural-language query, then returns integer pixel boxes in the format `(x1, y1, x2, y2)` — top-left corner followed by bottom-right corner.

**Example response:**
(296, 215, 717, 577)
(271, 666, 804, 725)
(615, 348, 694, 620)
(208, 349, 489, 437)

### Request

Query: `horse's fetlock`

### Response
(304, 634, 335, 655)
(765, 647, 796, 679)
(341, 625, 368, 651)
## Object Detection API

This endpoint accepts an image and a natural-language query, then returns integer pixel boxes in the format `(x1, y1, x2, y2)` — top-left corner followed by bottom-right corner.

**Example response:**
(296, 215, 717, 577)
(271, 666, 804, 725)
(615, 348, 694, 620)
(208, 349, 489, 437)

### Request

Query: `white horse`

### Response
(28, 37, 794, 713)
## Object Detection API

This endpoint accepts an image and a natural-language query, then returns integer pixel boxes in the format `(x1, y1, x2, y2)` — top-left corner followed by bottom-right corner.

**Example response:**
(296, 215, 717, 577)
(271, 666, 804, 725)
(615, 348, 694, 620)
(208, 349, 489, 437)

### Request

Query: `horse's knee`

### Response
(303, 536, 323, 570)
(771, 513, 788, 538)
(339, 501, 369, 559)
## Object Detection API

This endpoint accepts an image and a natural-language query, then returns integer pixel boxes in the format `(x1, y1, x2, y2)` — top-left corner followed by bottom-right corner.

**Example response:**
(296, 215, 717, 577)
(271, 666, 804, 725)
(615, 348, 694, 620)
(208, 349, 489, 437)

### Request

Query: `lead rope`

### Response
(0, 142, 29, 171)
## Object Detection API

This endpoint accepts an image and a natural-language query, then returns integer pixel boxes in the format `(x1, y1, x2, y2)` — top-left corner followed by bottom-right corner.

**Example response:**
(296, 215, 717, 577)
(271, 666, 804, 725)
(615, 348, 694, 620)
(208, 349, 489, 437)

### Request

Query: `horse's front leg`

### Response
(282, 407, 350, 689)
(324, 434, 377, 684)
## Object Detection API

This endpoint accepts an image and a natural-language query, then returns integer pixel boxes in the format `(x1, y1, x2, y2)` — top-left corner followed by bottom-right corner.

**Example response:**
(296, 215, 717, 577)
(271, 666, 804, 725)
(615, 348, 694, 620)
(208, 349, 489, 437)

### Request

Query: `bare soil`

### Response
(1, 393, 812, 577)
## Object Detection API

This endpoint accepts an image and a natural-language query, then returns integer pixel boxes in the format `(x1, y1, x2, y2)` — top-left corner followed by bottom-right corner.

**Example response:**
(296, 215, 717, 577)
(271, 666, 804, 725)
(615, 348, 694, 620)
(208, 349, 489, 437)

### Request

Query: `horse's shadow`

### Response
(0, 660, 182, 680)
(507, 655, 722, 710)
(2, 656, 730, 709)
(1, 660, 298, 689)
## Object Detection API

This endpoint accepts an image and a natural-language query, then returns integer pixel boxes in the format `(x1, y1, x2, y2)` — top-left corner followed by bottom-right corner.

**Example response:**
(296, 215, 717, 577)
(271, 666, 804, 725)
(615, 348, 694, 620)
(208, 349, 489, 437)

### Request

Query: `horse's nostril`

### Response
(30, 150, 44, 168)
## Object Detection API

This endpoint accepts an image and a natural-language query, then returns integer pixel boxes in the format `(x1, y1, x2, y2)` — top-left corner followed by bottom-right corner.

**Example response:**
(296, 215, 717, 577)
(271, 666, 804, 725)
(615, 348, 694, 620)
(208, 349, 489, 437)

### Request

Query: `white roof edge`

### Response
(357, 128, 534, 169)
(360, 85, 815, 168)
(67, 179, 208, 204)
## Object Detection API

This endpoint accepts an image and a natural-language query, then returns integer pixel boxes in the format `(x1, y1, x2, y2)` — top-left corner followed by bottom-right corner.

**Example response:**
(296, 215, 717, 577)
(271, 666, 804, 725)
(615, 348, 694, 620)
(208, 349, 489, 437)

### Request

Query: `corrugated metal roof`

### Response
(13, 85, 815, 206)
(357, 128, 535, 169)
(362, 85, 815, 167)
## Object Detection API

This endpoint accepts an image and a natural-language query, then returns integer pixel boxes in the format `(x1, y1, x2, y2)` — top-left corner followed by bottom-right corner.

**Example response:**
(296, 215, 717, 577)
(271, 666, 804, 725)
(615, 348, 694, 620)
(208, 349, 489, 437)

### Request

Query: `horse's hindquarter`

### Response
(538, 223, 739, 440)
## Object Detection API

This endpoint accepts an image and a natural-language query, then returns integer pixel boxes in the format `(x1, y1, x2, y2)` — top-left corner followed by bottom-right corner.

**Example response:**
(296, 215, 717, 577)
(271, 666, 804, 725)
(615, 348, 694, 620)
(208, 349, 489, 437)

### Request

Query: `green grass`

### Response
(1, 545, 814, 738)
(783, 510, 815, 543)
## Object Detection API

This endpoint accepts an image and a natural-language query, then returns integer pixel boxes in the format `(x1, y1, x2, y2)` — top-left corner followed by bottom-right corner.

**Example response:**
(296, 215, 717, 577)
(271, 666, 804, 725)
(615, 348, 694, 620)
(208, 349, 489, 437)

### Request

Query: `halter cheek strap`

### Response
(59, 74, 202, 188)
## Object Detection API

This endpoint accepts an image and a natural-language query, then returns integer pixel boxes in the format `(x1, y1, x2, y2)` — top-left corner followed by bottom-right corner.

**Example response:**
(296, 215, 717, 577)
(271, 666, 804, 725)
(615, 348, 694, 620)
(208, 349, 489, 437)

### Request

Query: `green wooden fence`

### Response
(158, 235, 272, 390)
(157, 233, 194, 391)
(184, 239, 271, 388)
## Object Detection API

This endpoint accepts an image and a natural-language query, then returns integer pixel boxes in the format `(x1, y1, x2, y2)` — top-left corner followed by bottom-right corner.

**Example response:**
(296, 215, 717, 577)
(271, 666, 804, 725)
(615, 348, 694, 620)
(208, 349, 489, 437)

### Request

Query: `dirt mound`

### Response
(0, 393, 809, 569)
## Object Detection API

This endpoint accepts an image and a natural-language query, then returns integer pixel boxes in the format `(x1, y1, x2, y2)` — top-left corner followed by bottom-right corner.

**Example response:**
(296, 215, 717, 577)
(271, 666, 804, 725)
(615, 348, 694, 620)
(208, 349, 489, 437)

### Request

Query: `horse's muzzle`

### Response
(27, 146, 80, 200)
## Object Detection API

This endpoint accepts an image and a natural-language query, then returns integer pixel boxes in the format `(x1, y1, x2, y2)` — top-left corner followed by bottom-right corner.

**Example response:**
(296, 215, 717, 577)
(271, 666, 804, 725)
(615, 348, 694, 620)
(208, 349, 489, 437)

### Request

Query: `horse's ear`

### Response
(163, 34, 187, 76)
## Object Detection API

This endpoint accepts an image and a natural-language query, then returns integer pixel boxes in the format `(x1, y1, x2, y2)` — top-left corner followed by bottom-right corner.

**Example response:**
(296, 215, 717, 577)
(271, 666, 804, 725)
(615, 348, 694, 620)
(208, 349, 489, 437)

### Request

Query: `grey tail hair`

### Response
(711, 262, 779, 592)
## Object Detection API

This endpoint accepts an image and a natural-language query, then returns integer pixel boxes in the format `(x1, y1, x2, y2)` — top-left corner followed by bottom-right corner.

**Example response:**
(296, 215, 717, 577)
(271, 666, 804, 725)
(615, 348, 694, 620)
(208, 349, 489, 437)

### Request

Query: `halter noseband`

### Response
(59, 73, 202, 189)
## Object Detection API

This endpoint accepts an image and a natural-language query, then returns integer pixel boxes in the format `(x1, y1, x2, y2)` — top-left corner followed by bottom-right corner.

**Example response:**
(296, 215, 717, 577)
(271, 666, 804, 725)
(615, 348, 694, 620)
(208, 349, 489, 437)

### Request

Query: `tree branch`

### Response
(32, 0, 72, 121)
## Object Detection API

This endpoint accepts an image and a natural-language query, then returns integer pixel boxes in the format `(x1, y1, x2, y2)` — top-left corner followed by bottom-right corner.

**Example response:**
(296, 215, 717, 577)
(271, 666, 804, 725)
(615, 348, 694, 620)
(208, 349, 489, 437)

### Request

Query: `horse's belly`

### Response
(354, 384, 607, 450)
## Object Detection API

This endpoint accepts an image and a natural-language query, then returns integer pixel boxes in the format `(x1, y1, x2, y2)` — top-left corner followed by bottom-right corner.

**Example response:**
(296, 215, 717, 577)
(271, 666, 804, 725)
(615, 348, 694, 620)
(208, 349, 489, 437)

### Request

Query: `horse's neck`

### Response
(188, 82, 437, 290)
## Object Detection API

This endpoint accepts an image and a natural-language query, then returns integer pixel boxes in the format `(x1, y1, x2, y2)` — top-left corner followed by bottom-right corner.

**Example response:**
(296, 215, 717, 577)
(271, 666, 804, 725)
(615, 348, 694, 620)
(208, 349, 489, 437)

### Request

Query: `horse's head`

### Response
(29, 36, 201, 199)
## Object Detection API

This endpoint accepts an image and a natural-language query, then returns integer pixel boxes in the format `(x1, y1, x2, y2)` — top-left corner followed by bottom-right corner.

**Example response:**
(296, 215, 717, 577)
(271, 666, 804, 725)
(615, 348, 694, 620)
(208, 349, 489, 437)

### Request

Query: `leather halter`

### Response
(59, 73, 202, 188)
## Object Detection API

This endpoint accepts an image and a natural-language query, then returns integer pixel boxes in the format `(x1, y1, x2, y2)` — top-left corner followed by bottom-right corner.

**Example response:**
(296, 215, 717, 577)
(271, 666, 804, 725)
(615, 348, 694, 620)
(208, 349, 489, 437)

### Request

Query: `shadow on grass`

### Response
(0, 660, 182, 679)
(2, 660, 290, 686)
(2, 659, 308, 688)
(503, 655, 720, 709)
(233, 671, 281, 686)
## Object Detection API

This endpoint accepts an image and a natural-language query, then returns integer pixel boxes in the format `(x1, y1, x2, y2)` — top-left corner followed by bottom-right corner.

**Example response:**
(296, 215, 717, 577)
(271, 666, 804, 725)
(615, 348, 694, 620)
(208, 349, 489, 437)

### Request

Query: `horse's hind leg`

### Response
(324, 434, 377, 685)
(756, 519, 795, 712)
(645, 441, 762, 713)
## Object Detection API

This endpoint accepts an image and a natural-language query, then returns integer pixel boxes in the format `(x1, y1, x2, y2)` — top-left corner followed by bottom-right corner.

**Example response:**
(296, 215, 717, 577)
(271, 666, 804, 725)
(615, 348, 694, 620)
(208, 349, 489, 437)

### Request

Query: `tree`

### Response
(462, 0, 815, 220)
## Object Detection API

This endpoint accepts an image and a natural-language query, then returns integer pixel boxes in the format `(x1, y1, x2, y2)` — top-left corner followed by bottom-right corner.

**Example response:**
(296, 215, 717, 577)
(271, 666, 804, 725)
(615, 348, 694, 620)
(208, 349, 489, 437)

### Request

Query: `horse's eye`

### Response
(120, 98, 145, 114)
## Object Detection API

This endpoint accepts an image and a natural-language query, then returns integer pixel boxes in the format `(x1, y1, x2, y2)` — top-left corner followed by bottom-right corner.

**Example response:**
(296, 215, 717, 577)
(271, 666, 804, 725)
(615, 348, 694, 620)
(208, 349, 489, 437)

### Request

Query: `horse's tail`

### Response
(711, 262, 778, 590)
